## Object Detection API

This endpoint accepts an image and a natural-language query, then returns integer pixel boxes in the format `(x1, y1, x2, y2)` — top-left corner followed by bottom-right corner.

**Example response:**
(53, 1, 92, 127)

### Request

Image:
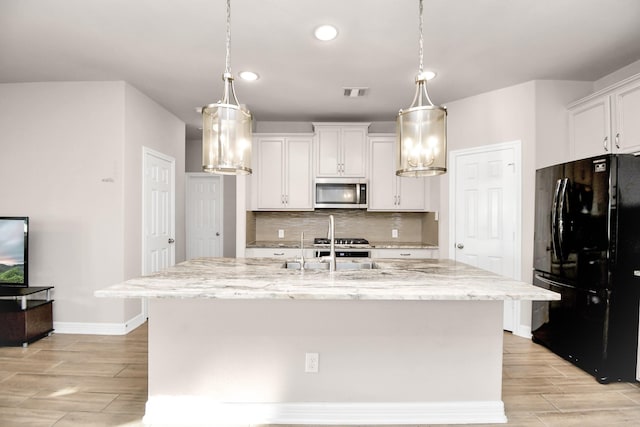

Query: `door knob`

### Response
(456, 243, 464, 249)
(216, 232, 220, 236)
(168, 238, 175, 244)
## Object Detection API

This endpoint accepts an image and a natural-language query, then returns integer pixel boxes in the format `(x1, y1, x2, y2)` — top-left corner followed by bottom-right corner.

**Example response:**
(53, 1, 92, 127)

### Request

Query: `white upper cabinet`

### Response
(368, 135, 430, 211)
(314, 123, 369, 178)
(254, 135, 313, 211)
(569, 74, 640, 159)
(569, 96, 611, 160)
(614, 80, 640, 153)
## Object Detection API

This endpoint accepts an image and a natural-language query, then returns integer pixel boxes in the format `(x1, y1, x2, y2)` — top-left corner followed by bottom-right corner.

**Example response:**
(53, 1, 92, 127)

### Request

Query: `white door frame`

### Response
(448, 140, 523, 334)
(142, 147, 176, 317)
(186, 173, 224, 259)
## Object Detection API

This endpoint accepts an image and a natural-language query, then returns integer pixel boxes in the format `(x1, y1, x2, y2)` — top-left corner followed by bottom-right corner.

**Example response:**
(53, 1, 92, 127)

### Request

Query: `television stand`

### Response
(0, 286, 53, 347)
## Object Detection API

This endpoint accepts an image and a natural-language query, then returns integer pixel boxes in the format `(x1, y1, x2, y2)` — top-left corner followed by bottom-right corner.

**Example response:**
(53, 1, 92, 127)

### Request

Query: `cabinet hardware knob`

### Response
(168, 238, 175, 244)
(456, 243, 464, 249)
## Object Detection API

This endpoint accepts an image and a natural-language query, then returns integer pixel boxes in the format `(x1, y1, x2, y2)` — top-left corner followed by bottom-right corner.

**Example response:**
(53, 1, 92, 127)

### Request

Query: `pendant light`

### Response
(202, 0, 253, 175)
(396, 0, 447, 177)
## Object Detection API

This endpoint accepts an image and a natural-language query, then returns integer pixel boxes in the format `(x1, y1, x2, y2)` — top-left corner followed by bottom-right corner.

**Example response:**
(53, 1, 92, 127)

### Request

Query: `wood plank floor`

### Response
(1, 323, 640, 426)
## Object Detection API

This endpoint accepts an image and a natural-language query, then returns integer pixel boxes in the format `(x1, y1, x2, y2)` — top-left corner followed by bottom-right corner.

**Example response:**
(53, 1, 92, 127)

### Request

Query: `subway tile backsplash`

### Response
(248, 210, 438, 246)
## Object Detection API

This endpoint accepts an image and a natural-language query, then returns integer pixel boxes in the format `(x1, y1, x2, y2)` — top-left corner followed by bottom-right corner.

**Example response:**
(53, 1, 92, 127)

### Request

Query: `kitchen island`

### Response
(96, 257, 559, 426)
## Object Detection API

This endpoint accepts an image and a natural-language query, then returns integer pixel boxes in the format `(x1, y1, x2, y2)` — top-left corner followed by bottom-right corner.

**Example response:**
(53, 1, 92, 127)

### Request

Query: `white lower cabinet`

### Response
(368, 136, 429, 211)
(371, 248, 439, 259)
(245, 248, 313, 259)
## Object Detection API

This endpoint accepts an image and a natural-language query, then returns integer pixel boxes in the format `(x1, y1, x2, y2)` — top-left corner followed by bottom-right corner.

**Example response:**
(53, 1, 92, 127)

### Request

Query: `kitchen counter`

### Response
(96, 258, 558, 426)
(246, 240, 438, 249)
(96, 257, 556, 301)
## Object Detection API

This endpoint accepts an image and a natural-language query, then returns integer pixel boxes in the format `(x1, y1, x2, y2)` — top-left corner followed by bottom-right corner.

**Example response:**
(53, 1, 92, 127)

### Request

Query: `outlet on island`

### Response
(278, 229, 285, 239)
(392, 229, 398, 238)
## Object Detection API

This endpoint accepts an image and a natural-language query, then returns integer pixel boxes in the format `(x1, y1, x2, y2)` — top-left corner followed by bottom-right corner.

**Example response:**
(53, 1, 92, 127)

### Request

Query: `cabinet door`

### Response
(369, 138, 397, 210)
(369, 137, 426, 211)
(341, 127, 368, 177)
(569, 96, 611, 160)
(371, 249, 438, 259)
(285, 138, 313, 210)
(614, 79, 640, 153)
(316, 127, 341, 176)
(397, 176, 426, 211)
(256, 138, 285, 209)
(245, 248, 301, 258)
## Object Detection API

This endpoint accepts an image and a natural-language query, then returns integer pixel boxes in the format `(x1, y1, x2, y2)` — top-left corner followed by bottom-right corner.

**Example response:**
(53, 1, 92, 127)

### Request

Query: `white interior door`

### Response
(143, 148, 176, 275)
(186, 173, 223, 259)
(450, 142, 521, 332)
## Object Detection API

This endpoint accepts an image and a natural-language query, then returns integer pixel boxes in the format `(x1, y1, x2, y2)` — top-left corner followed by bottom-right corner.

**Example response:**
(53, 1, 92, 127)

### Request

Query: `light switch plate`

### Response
(392, 229, 398, 238)
(278, 229, 285, 239)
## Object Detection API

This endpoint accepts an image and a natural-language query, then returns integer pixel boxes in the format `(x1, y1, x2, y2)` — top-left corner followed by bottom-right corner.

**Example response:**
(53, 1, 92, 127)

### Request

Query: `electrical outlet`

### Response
(305, 352, 319, 373)
(392, 229, 398, 238)
(278, 229, 285, 239)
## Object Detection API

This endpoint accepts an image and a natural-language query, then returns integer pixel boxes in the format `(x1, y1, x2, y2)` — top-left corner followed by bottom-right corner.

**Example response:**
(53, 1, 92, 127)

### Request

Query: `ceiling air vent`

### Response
(343, 87, 368, 97)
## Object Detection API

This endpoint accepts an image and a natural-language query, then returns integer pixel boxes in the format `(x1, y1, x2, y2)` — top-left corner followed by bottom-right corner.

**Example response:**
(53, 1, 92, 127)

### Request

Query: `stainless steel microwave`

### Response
(314, 178, 368, 209)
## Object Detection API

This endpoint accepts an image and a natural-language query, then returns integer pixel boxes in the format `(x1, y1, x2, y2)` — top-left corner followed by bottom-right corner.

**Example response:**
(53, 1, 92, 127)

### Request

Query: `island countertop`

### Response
(95, 257, 559, 301)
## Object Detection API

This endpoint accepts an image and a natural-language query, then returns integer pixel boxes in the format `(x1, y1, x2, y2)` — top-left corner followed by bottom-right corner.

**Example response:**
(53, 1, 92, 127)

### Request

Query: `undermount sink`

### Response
(284, 260, 378, 271)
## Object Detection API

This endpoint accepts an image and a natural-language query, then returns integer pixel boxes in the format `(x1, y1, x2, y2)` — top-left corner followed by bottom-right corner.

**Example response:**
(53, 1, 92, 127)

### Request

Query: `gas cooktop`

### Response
(313, 237, 370, 245)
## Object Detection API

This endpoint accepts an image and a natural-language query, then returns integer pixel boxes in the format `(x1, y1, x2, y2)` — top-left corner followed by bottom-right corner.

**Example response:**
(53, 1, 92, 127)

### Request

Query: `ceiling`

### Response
(2, 0, 640, 139)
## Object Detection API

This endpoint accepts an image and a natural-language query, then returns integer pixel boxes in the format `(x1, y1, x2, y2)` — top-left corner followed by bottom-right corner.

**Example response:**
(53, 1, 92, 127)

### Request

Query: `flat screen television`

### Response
(0, 217, 29, 287)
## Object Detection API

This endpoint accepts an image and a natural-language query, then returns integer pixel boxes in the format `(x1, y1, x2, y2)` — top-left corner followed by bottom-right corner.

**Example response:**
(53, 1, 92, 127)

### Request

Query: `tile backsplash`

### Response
(247, 210, 438, 245)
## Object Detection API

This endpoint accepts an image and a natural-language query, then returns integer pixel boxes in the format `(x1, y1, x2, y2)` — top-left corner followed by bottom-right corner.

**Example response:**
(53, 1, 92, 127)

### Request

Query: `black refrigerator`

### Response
(532, 154, 640, 383)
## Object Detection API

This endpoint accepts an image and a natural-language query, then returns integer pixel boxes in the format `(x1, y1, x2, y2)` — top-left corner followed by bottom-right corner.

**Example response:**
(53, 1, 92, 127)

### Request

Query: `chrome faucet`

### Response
(325, 214, 336, 272)
(299, 231, 305, 271)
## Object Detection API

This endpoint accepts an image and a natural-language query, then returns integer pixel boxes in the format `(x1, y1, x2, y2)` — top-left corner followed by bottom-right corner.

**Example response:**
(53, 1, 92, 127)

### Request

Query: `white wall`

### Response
(185, 139, 202, 173)
(0, 81, 185, 329)
(124, 83, 186, 319)
(534, 81, 593, 169)
(185, 138, 237, 257)
(439, 80, 593, 332)
(439, 81, 536, 268)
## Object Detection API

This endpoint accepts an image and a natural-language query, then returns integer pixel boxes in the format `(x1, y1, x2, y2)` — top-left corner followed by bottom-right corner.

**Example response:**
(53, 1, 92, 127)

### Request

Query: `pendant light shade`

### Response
(396, 0, 447, 177)
(202, 0, 253, 175)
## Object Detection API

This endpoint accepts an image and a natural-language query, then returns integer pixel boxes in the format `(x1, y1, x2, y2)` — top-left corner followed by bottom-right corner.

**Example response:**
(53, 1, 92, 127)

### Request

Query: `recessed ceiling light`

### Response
(314, 25, 338, 41)
(239, 71, 259, 81)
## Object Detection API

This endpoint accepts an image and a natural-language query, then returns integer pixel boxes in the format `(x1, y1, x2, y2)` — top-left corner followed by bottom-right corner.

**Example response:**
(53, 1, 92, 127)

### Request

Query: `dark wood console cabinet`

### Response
(0, 286, 53, 347)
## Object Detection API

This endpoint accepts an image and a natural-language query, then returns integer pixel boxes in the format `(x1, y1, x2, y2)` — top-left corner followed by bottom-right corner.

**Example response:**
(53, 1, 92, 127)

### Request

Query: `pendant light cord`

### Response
(418, 0, 424, 75)
(225, 0, 231, 74)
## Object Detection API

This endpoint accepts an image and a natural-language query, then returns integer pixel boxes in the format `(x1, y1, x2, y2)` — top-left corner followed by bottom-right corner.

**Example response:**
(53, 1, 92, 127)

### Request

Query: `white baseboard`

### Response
(143, 398, 507, 425)
(53, 312, 146, 335)
(514, 323, 532, 339)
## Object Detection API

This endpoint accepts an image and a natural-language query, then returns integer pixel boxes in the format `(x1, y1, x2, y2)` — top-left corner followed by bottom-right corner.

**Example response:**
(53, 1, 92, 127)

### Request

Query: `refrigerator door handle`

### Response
(534, 273, 568, 289)
(551, 179, 562, 260)
(557, 178, 570, 261)
(534, 273, 576, 291)
(535, 273, 598, 295)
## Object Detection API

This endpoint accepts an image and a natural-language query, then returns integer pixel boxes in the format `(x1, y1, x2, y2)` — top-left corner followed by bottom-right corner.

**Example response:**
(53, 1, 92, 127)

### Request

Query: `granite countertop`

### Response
(247, 241, 439, 249)
(370, 242, 439, 249)
(95, 257, 559, 302)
